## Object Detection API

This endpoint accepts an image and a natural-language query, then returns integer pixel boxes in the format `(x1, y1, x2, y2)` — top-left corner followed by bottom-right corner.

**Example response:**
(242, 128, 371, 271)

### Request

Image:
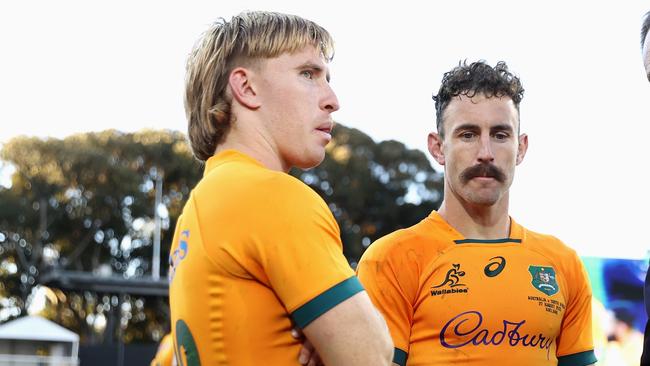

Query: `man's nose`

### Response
(321, 83, 340, 113)
(477, 135, 494, 163)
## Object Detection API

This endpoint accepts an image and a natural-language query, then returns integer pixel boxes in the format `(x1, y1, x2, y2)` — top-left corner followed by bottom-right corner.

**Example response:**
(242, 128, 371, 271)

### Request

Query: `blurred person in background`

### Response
(600, 307, 643, 366)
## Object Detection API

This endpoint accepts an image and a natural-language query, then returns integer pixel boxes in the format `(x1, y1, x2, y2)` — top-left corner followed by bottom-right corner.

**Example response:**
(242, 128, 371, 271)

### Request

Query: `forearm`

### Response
(303, 291, 393, 366)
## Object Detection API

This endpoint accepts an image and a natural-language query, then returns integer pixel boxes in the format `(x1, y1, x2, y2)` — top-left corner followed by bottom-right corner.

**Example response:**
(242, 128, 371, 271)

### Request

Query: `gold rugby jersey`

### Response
(358, 211, 596, 366)
(169, 150, 362, 365)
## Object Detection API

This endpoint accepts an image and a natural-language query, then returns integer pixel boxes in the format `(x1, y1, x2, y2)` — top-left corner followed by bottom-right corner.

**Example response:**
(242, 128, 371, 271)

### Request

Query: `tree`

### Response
(0, 124, 443, 341)
(0, 129, 202, 342)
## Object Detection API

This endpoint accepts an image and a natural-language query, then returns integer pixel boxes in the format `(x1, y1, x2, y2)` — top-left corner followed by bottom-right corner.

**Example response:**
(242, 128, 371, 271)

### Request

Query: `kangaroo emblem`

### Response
(432, 264, 466, 288)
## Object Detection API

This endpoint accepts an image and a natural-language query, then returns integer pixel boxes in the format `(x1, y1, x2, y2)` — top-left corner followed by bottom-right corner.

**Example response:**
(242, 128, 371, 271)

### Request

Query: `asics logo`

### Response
(484, 256, 506, 277)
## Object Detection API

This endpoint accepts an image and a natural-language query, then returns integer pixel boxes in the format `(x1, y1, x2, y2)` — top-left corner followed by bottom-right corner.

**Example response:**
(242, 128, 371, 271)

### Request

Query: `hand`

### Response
(292, 327, 324, 366)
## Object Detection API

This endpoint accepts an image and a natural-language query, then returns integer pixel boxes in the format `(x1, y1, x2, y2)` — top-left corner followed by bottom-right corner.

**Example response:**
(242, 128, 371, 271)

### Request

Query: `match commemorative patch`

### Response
(528, 266, 559, 296)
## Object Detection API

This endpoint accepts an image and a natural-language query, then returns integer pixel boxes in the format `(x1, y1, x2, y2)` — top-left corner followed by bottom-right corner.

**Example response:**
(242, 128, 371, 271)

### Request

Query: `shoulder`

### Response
(525, 228, 577, 255)
(199, 158, 307, 192)
(263, 173, 331, 219)
(357, 218, 438, 302)
(361, 215, 444, 264)
(524, 227, 584, 270)
(361, 227, 416, 264)
(197, 160, 328, 213)
(269, 172, 327, 203)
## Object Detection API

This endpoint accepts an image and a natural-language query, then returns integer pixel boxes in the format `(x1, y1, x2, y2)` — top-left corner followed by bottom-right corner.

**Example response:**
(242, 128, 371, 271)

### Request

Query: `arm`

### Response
(302, 291, 393, 366)
(356, 237, 416, 366)
(556, 252, 598, 366)
(254, 180, 393, 365)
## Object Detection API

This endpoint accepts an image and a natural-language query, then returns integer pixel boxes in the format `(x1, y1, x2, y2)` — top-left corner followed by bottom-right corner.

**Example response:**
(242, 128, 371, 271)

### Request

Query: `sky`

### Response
(1, 1, 649, 259)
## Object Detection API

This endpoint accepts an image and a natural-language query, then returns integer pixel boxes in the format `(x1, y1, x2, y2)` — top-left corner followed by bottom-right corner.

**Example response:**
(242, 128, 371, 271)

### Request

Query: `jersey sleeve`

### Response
(556, 251, 598, 366)
(253, 177, 363, 329)
(357, 236, 416, 366)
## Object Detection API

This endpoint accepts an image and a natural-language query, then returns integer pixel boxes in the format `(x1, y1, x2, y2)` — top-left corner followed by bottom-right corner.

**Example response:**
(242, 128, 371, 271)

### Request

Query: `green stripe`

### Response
(454, 238, 522, 244)
(291, 276, 364, 328)
(557, 350, 597, 366)
(392, 348, 407, 366)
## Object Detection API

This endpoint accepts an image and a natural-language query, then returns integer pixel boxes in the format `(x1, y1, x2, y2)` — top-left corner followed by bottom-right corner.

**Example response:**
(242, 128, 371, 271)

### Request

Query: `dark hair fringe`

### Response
(432, 60, 524, 135)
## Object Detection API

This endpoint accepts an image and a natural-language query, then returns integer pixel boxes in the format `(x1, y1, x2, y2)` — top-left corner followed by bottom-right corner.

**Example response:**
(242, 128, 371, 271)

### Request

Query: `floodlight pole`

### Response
(152, 171, 163, 281)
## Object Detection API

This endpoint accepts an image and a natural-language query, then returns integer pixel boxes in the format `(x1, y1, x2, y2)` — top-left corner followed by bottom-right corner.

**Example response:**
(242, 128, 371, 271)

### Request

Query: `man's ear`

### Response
(516, 133, 528, 165)
(428, 132, 445, 166)
(229, 67, 261, 109)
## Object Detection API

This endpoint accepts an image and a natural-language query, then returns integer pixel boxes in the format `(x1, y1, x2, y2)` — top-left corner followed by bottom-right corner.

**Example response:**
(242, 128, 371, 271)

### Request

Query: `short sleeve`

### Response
(357, 237, 415, 366)
(253, 177, 363, 329)
(556, 252, 598, 366)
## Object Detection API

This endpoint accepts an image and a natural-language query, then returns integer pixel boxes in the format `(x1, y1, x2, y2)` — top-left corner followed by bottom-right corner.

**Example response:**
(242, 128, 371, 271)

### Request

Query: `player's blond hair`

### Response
(185, 11, 335, 161)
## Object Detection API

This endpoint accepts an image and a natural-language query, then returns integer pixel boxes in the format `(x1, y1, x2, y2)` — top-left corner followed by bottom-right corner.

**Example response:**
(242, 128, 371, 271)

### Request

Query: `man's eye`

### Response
(494, 132, 509, 140)
(461, 132, 475, 139)
(301, 70, 313, 79)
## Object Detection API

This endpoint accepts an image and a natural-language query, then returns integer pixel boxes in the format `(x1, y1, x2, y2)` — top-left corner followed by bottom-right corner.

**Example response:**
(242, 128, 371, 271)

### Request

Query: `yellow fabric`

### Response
(357, 211, 595, 366)
(169, 150, 356, 365)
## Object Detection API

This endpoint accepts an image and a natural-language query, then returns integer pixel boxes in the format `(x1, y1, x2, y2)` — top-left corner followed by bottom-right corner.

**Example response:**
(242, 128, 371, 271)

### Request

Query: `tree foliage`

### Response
(0, 129, 201, 341)
(292, 124, 443, 264)
(0, 125, 442, 342)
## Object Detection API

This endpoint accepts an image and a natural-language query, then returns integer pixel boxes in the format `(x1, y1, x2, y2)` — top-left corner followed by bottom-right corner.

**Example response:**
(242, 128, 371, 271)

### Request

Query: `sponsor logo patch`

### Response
(440, 310, 554, 359)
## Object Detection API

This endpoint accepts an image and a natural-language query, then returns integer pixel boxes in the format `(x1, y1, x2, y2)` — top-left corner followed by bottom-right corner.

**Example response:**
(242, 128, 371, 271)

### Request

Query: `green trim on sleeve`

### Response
(454, 238, 522, 244)
(557, 350, 597, 366)
(291, 276, 364, 329)
(392, 348, 407, 366)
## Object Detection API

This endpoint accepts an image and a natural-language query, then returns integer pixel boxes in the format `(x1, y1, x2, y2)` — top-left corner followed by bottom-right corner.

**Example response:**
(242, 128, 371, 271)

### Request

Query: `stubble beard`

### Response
(453, 175, 512, 208)
(462, 187, 502, 207)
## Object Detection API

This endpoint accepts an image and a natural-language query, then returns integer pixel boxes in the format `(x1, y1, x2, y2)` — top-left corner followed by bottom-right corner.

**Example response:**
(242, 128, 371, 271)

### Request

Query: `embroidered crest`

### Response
(528, 266, 559, 296)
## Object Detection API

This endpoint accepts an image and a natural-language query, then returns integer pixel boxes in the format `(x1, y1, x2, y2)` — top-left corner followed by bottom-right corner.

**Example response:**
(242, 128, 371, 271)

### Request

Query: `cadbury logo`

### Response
(440, 310, 554, 359)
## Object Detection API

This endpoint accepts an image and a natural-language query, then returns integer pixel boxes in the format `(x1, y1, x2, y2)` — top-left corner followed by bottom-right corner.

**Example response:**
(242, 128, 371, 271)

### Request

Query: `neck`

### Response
(437, 190, 511, 239)
(214, 112, 288, 172)
(215, 139, 287, 172)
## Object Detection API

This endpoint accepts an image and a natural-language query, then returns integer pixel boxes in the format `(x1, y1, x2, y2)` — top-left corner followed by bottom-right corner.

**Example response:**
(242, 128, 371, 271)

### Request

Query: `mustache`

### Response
(460, 163, 506, 183)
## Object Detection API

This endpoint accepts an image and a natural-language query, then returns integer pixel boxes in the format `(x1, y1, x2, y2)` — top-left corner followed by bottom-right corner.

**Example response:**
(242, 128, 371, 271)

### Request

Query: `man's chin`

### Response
(463, 191, 502, 207)
(293, 154, 325, 171)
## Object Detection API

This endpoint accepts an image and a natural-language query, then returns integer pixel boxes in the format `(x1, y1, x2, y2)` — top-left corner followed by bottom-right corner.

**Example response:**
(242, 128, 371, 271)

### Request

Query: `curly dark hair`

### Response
(432, 60, 524, 136)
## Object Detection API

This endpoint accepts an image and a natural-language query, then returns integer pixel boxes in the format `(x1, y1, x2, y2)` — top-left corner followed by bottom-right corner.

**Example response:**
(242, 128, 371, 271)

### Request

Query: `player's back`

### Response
(169, 150, 356, 365)
(169, 151, 305, 365)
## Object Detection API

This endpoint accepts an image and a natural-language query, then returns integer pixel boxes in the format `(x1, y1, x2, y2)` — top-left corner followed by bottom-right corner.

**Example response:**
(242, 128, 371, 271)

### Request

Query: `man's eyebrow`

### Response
(491, 124, 514, 132)
(451, 123, 514, 134)
(452, 123, 480, 133)
(297, 62, 330, 82)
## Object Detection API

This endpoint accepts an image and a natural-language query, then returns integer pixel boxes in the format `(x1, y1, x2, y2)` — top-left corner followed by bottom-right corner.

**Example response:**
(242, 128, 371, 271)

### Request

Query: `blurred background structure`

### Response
(0, 315, 79, 365)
